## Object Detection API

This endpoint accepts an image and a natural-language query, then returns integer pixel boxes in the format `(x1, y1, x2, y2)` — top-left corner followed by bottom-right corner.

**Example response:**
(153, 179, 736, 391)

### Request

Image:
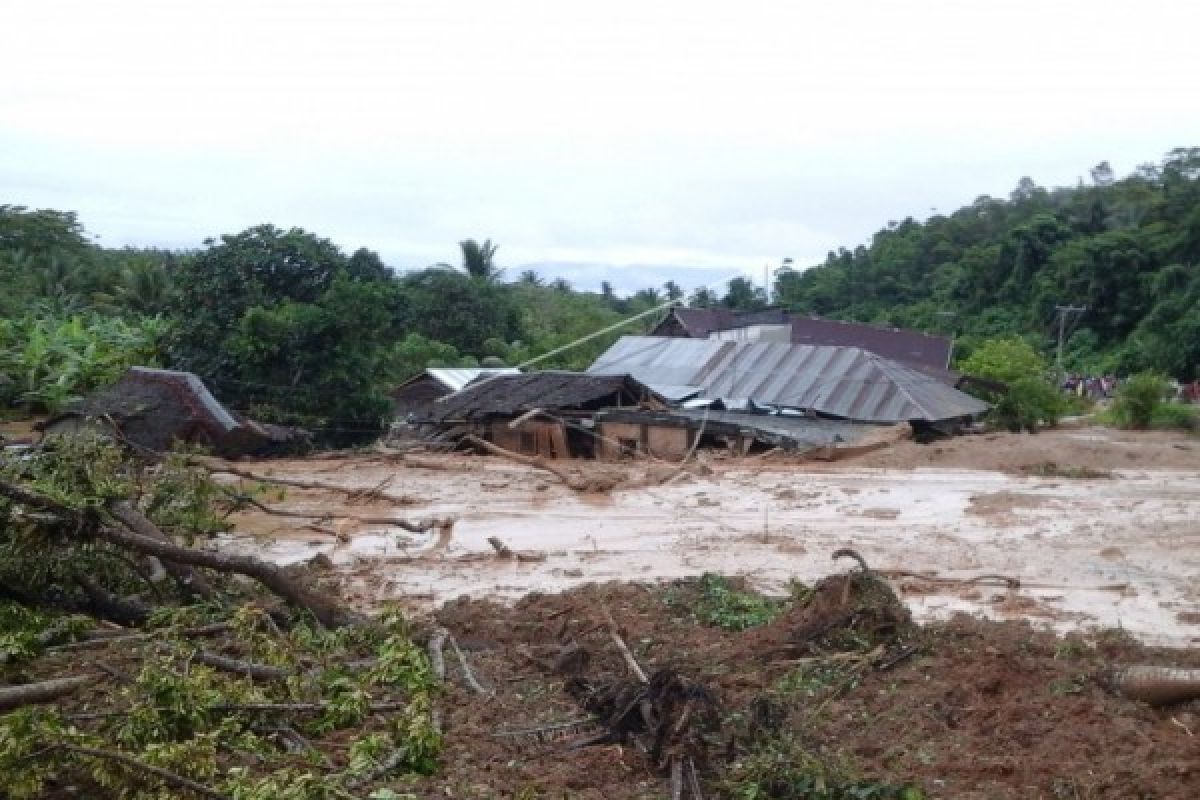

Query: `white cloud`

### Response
(2, 0, 1198, 290)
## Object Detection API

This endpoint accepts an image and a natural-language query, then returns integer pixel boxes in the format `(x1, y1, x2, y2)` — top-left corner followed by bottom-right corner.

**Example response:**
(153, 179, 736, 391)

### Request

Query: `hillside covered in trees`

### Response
(3, 147, 1198, 438)
(773, 148, 1200, 378)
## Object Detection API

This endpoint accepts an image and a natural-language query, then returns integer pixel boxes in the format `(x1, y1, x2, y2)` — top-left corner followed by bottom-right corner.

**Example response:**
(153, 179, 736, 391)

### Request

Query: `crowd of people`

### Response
(1060, 374, 1200, 403)
(1061, 374, 1119, 399)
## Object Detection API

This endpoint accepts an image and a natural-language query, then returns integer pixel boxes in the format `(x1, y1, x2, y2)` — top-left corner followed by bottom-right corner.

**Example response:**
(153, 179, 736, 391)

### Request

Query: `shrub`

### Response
(1111, 372, 1169, 429)
(958, 338, 1063, 433)
(989, 376, 1065, 433)
(1150, 402, 1199, 431)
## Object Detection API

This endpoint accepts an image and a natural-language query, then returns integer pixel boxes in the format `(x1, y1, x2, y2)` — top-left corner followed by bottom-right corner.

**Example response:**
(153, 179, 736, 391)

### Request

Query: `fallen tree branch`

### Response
(427, 627, 448, 684)
(195, 458, 421, 505)
(0, 477, 363, 629)
(486, 536, 545, 563)
(57, 744, 230, 800)
(69, 701, 408, 721)
(91, 522, 364, 629)
(448, 634, 489, 695)
(46, 623, 231, 653)
(464, 435, 592, 491)
(193, 651, 293, 681)
(73, 572, 151, 627)
(110, 502, 217, 600)
(344, 747, 413, 790)
(217, 700, 408, 714)
(0, 674, 95, 711)
(603, 609, 648, 684)
(229, 492, 450, 533)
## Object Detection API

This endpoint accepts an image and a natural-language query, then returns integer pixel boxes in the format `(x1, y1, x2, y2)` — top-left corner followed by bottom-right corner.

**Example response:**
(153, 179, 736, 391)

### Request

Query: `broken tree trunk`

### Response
(0, 674, 95, 711)
(464, 435, 591, 491)
(110, 501, 217, 600)
(0, 478, 363, 629)
(1112, 665, 1200, 706)
(74, 572, 151, 627)
(230, 493, 450, 534)
(192, 457, 421, 506)
(91, 523, 364, 629)
(193, 651, 293, 681)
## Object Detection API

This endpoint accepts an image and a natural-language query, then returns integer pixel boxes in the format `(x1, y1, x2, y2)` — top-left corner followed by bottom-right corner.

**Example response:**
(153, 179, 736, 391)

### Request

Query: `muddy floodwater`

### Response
(219, 426, 1200, 646)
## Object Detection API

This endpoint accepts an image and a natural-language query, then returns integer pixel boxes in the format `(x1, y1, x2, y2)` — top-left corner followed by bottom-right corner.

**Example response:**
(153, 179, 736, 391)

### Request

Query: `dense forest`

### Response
(2, 147, 1197, 438)
(773, 148, 1200, 378)
(0, 212, 695, 438)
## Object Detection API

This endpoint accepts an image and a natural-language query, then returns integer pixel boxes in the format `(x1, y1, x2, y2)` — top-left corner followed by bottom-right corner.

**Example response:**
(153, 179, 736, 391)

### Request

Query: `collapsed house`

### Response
(38, 367, 308, 458)
(430, 371, 665, 458)
(587, 336, 988, 434)
(390, 367, 520, 419)
(417, 332, 988, 462)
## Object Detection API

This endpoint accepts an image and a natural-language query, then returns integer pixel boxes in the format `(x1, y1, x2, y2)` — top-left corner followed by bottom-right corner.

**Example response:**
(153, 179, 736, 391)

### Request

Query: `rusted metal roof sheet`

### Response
(787, 317, 952, 373)
(587, 336, 986, 423)
(649, 308, 953, 373)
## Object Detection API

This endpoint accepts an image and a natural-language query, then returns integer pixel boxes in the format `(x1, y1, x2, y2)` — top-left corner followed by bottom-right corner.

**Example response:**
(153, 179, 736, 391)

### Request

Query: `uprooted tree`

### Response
(0, 434, 458, 798)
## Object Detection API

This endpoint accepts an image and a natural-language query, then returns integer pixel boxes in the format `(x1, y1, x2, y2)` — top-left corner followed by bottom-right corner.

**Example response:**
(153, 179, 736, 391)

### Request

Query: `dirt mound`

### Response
(746, 566, 915, 661)
(423, 578, 1200, 798)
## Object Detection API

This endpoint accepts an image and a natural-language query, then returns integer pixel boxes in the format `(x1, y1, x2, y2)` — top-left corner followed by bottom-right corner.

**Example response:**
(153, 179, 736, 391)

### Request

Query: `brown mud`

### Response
(413, 577, 1199, 799)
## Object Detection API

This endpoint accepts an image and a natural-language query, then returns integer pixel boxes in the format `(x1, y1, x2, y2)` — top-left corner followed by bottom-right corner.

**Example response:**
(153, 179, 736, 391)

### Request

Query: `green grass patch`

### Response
(667, 574, 795, 631)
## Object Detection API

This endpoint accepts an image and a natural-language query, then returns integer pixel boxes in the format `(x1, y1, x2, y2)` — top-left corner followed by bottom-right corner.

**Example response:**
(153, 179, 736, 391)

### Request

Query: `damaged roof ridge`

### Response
(587, 336, 988, 423)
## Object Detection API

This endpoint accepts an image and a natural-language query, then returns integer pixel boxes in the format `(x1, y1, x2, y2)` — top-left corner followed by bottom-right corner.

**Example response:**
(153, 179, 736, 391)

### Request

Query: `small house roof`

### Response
(431, 371, 662, 421)
(391, 367, 520, 396)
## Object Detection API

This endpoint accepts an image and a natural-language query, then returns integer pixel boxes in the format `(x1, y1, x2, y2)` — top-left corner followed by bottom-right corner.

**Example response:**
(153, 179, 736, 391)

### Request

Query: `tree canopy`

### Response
(773, 148, 1200, 378)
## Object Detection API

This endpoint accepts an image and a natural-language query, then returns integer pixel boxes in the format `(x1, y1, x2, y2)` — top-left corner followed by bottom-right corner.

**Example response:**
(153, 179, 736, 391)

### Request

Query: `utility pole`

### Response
(935, 311, 957, 369)
(1054, 304, 1087, 381)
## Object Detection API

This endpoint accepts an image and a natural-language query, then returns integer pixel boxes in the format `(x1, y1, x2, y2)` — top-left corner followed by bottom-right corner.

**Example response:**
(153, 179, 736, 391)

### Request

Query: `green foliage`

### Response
(457, 238, 500, 281)
(723, 276, 768, 311)
(1109, 371, 1170, 429)
(1148, 402, 1200, 431)
(958, 339, 1063, 432)
(958, 337, 1047, 385)
(0, 709, 65, 798)
(167, 225, 401, 441)
(394, 268, 522, 356)
(670, 574, 790, 631)
(989, 377, 1066, 433)
(772, 149, 1200, 380)
(0, 435, 233, 604)
(0, 312, 166, 412)
(722, 735, 923, 799)
(389, 333, 476, 383)
(504, 282, 642, 369)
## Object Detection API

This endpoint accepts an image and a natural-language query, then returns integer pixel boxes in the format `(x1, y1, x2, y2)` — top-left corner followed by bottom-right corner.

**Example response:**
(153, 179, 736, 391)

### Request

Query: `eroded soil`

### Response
(414, 580, 1200, 798)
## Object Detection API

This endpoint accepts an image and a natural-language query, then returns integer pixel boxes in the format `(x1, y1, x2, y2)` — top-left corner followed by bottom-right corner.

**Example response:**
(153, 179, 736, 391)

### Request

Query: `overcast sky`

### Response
(3, 0, 1198, 293)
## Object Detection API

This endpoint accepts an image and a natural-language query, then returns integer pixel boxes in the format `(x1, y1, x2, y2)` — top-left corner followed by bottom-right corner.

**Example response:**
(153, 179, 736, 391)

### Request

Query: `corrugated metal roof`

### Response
(425, 368, 520, 392)
(587, 336, 987, 423)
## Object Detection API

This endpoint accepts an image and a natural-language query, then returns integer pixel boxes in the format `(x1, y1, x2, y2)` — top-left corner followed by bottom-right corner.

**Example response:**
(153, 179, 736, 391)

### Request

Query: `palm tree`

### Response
(459, 238, 500, 281)
(517, 269, 544, 286)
